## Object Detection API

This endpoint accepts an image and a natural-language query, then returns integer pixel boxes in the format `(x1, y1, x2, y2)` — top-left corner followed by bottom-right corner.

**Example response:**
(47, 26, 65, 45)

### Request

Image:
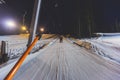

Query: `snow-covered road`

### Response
(1, 39, 120, 80)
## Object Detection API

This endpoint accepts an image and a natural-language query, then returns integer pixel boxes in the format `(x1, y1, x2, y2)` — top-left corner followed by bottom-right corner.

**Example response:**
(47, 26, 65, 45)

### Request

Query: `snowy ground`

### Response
(0, 34, 56, 59)
(0, 38, 120, 80)
(80, 34, 120, 64)
(92, 33, 120, 46)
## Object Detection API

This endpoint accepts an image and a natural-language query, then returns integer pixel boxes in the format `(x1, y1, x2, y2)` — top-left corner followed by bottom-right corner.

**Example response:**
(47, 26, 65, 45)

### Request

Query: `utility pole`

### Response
(23, 11, 27, 26)
(27, 0, 42, 47)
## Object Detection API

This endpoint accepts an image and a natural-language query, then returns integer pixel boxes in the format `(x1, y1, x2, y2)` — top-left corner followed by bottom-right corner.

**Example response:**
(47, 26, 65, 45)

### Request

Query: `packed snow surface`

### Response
(0, 39, 120, 80)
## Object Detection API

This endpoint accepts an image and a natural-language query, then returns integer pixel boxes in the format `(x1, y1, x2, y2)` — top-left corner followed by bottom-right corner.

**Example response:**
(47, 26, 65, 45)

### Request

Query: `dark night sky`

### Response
(0, 0, 120, 37)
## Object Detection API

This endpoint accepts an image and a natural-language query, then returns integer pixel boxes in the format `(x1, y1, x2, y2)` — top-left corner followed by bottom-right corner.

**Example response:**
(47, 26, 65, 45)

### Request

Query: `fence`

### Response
(7, 41, 46, 59)
(0, 38, 54, 60)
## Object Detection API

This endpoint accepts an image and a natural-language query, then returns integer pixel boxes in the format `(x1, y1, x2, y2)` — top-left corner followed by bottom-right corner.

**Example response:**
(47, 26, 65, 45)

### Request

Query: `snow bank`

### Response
(72, 33, 120, 64)
(72, 39, 92, 49)
(88, 40, 120, 63)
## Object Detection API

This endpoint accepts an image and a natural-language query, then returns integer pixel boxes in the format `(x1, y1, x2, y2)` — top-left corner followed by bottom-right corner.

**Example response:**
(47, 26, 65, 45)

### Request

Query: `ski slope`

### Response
(0, 39, 120, 80)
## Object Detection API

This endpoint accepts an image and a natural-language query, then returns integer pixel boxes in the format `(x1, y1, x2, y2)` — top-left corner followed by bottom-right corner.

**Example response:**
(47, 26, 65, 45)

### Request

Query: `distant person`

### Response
(59, 36, 63, 43)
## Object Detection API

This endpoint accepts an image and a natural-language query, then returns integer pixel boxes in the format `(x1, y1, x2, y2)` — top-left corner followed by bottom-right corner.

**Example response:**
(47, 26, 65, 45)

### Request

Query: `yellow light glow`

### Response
(21, 26, 27, 31)
(40, 28, 44, 32)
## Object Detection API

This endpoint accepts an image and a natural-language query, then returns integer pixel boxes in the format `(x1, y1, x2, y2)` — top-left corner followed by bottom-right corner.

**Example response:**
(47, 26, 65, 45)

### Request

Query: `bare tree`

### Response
(0, 0, 5, 4)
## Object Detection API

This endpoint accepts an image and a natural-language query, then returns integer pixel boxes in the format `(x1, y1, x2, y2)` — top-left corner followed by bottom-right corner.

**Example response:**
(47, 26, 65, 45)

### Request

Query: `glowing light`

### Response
(21, 26, 27, 31)
(26, 30, 29, 33)
(4, 19, 16, 28)
(40, 28, 44, 32)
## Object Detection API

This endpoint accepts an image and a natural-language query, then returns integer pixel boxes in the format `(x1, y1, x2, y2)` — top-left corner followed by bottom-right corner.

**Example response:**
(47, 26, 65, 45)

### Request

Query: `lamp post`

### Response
(21, 11, 27, 33)
(23, 11, 27, 26)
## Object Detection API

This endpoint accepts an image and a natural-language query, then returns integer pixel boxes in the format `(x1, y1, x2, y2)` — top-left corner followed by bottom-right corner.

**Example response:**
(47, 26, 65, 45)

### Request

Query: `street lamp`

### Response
(2, 19, 18, 34)
(3, 19, 17, 32)
(21, 25, 29, 34)
(22, 11, 27, 26)
(4, 20, 17, 28)
(40, 27, 44, 33)
(21, 26, 27, 31)
(26, 30, 29, 33)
